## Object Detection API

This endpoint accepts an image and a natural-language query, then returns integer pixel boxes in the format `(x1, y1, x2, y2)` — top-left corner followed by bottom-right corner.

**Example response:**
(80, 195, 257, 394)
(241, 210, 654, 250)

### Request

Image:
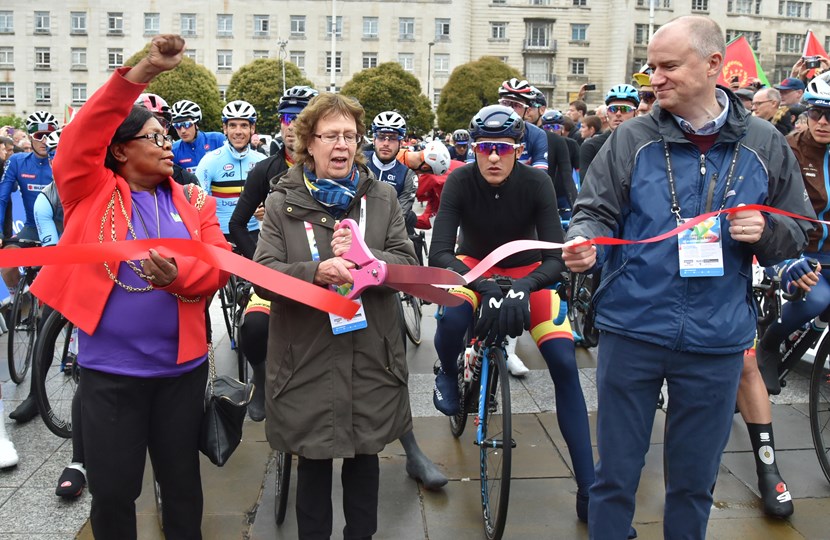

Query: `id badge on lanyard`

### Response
(305, 196, 368, 334)
(677, 217, 724, 277)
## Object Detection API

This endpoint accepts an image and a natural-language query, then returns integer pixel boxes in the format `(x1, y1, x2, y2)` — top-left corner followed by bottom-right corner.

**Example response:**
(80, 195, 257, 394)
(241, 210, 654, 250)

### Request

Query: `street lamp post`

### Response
(277, 38, 288, 96)
(427, 42, 435, 109)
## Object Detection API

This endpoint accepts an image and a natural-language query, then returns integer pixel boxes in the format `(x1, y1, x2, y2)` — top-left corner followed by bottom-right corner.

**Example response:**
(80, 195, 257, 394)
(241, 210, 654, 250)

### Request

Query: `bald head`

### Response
(653, 16, 725, 60)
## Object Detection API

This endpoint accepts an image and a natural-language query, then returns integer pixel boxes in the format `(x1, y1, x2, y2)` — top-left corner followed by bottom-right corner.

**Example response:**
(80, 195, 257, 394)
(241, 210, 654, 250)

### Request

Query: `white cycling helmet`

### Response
(222, 100, 257, 123)
(804, 72, 830, 108)
(498, 78, 538, 103)
(422, 140, 451, 175)
(452, 129, 470, 144)
(372, 111, 407, 137)
(279, 86, 318, 114)
(171, 100, 203, 123)
(44, 129, 61, 151)
(26, 111, 58, 133)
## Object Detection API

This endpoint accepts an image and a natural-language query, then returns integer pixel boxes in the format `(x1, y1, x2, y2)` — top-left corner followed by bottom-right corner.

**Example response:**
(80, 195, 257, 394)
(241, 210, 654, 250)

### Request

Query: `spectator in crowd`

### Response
(752, 87, 794, 136)
(579, 115, 602, 141)
(774, 77, 805, 106)
(735, 88, 756, 110)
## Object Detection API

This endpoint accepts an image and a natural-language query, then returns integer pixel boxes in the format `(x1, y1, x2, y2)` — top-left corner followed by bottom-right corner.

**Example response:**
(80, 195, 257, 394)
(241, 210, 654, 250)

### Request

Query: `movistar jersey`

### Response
(466, 121, 549, 170)
(0, 152, 53, 238)
(172, 130, 226, 173)
(195, 142, 266, 234)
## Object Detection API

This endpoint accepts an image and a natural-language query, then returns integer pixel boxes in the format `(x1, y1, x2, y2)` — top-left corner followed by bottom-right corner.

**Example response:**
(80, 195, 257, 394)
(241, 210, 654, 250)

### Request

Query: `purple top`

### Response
(78, 185, 207, 377)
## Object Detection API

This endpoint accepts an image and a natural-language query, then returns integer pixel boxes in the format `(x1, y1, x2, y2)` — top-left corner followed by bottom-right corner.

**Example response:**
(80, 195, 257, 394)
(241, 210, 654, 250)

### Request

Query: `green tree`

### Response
(341, 62, 434, 137)
(226, 59, 313, 135)
(436, 57, 522, 133)
(125, 45, 223, 131)
(0, 115, 24, 130)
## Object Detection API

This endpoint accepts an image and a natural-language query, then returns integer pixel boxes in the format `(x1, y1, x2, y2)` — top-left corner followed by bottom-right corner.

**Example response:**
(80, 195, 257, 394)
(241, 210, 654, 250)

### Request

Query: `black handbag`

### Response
(198, 345, 254, 467)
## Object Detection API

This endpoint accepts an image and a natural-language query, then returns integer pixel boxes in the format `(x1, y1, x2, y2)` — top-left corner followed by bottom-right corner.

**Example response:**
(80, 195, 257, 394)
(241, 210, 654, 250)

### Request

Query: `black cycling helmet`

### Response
(469, 105, 525, 142)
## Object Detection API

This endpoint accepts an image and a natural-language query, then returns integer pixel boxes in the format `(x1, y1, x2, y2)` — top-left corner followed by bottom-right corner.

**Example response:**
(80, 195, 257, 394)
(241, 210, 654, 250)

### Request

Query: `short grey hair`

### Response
(658, 15, 726, 59)
(758, 87, 781, 104)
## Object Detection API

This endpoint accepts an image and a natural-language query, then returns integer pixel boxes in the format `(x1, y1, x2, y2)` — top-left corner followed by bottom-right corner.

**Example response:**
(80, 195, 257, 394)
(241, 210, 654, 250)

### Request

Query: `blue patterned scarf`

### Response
(303, 165, 359, 217)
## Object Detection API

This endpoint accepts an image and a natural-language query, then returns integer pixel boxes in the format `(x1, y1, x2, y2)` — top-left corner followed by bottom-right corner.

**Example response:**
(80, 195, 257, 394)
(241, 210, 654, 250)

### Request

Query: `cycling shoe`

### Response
(758, 470, 794, 518)
(432, 369, 460, 416)
(56, 464, 86, 498)
(9, 395, 38, 424)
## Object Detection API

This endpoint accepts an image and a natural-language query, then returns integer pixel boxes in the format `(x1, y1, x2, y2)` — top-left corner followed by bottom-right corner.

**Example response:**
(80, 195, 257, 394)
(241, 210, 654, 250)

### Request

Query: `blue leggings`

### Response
(762, 267, 830, 345)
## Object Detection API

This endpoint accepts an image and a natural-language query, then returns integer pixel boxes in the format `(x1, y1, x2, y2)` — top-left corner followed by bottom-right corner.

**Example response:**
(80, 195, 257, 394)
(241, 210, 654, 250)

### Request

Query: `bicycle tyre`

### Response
(274, 451, 292, 525)
(33, 310, 77, 439)
(219, 276, 238, 350)
(7, 274, 37, 384)
(450, 346, 469, 438)
(809, 336, 830, 485)
(234, 307, 248, 382)
(400, 293, 422, 346)
(154, 473, 164, 530)
(480, 348, 512, 540)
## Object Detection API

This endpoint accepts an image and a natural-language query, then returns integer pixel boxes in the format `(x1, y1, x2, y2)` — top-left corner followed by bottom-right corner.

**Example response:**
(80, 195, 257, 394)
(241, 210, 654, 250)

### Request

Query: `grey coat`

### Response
(253, 163, 416, 459)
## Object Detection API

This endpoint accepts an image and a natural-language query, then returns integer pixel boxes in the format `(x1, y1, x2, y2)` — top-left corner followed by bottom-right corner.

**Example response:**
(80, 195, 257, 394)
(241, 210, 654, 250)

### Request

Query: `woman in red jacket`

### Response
(31, 35, 230, 539)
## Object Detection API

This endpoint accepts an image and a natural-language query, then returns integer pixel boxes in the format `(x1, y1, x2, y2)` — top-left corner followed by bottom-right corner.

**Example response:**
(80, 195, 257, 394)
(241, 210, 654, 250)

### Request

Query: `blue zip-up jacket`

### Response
(195, 141, 266, 234)
(567, 91, 813, 354)
(172, 130, 226, 173)
(0, 151, 53, 238)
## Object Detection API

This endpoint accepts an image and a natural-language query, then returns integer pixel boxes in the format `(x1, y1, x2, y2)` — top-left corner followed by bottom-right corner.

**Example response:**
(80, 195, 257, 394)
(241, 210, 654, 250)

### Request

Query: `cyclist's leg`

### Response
(240, 307, 268, 422)
(0, 387, 19, 469)
(432, 288, 476, 415)
(341, 454, 379, 540)
(529, 289, 594, 518)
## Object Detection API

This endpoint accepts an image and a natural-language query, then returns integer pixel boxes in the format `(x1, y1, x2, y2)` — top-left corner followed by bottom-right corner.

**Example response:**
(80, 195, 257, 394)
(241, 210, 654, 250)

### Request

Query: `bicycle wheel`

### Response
(450, 346, 469, 438)
(219, 275, 238, 349)
(274, 451, 292, 525)
(569, 273, 598, 349)
(7, 272, 37, 384)
(33, 310, 77, 439)
(400, 292, 422, 346)
(809, 336, 830, 484)
(234, 307, 249, 382)
(479, 348, 512, 540)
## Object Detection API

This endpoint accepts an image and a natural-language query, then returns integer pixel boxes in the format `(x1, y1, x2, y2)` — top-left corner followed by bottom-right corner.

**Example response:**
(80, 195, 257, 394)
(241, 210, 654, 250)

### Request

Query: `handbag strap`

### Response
(206, 342, 216, 397)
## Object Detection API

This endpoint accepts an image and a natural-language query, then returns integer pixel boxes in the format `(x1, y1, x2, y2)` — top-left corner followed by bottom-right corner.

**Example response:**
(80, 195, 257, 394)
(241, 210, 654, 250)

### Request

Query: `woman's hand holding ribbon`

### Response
(142, 248, 178, 287)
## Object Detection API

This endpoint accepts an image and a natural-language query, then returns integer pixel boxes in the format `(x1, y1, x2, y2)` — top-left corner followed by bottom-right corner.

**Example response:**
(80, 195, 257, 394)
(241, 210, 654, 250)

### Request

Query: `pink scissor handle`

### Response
(337, 219, 387, 299)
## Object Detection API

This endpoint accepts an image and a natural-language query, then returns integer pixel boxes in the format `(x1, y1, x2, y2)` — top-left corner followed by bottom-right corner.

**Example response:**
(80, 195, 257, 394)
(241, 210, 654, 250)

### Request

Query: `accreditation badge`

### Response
(677, 217, 724, 278)
(328, 283, 368, 334)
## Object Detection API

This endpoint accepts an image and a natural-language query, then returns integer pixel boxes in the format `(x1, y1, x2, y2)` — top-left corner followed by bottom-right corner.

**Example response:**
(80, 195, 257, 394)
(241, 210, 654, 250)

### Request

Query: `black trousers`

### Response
(296, 454, 379, 540)
(80, 360, 208, 540)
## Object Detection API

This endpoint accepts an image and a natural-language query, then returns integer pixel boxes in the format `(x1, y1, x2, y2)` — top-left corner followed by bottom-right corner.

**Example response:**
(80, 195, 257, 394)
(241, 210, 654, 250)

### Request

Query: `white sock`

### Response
(506, 336, 518, 356)
(67, 462, 86, 478)
(0, 400, 7, 440)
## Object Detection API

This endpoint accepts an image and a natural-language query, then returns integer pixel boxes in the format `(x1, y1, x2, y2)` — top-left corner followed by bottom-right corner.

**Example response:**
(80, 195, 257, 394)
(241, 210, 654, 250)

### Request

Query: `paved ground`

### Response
(2, 302, 830, 539)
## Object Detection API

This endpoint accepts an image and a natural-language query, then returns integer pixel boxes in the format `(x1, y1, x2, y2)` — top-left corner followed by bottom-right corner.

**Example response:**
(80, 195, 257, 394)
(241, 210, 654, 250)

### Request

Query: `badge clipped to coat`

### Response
(677, 217, 725, 277)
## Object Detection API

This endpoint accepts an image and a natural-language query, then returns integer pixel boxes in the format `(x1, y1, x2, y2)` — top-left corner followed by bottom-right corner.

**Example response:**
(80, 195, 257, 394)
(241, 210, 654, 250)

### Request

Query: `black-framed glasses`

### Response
(130, 133, 173, 147)
(172, 121, 194, 130)
(313, 132, 359, 144)
(751, 100, 773, 109)
(608, 105, 636, 114)
(806, 107, 830, 123)
(280, 113, 298, 125)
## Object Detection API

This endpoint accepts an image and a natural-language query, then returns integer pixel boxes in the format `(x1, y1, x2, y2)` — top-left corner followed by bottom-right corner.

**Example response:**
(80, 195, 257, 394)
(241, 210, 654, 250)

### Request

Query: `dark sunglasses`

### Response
(172, 121, 194, 130)
(280, 113, 298, 125)
(471, 141, 521, 156)
(806, 108, 830, 123)
(638, 91, 656, 103)
(542, 123, 564, 131)
(608, 105, 636, 114)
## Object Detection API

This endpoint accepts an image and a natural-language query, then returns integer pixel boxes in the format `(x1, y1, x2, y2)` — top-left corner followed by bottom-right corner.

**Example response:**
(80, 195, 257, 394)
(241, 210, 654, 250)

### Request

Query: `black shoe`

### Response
(247, 362, 266, 422)
(756, 343, 783, 396)
(758, 470, 794, 518)
(55, 465, 86, 498)
(9, 395, 38, 424)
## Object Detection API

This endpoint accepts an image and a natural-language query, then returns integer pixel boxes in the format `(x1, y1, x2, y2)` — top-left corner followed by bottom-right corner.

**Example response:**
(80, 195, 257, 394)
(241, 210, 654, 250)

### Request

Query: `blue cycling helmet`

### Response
(469, 105, 525, 142)
(531, 86, 547, 107)
(804, 72, 830, 108)
(605, 84, 640, 106)
(540, 109, 565, 127)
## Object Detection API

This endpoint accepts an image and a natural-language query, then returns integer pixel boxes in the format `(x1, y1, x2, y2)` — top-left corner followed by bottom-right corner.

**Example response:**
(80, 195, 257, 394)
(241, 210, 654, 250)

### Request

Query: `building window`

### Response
(492, 0, 506, 3)
(0, 12, 12, 34)
(217, 14, 233, 37)
(35, 47, 51, 70)
(433, 88, 441, 106)
(491, 22, 508, 40)
(435, 18, 450, 41)
(691, 0, 709, 11)
(184, 49, 197, 60)
(71, 83, 87, 104)
(779, 1, 811, 18)
(291, 15, 306, 37)
(434, 53, 450, 74)
(71, 48, 87, 69)
(399, 18, 415, 40)
(725, 29, 761, 50)
(0, 47, 12, 69)
(776, 33, 803, 53)
(362, 53, 378, 69)
(108, 49, 124, 70)
(635, 24, 652, 45)
(70, 12, 86, 35)
(144, 13, 160, 35)
(573, 0, 587, 5)
(363, 17, 378, 39)
(526, 21, 552, 48)
(571, 23, 587, 42)
(326, 51, 342, 73)
(218, 86, 227, 101)
(0, 83, 13, 103)
(637, 0, 672, 5)
(253, 15, 270, 37)
(217, 50, 232, 71)
(253, 50, 270, 59)
(290, 51, 305, 71)
(34, 11, 50, 34)
(326, 16, 343, 38)
(530, 0, 551, 4)
(35, 82, 51, 104)
(727, 0, 762, 14)
(569, 58, 587, 75)
(181, 14, 196, 36)
(526, 56, 552, 85)
(108, 12, 123, 35)
(398, 53, 414, 72)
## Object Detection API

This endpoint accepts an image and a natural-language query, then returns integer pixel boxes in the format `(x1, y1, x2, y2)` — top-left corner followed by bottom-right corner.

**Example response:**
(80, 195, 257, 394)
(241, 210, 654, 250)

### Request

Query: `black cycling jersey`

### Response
(429, 161, 565, 292)
(172, 164, 199, 186)
(579, 130, 612, 184)
(544, 130, 577, 208)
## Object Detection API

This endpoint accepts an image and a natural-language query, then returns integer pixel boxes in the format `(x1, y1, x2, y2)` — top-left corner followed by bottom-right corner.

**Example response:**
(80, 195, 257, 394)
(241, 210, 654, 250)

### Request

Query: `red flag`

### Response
(718, 36, 771, 88)
(803, 30, 829, 79)
(64, 105, 75, 125)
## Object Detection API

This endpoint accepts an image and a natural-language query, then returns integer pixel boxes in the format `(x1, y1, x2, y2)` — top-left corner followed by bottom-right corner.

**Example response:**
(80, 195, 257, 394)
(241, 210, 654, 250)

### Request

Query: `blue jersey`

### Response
(195, 142, 266, 234)
(172, 130, 226, 173)
(466, 121, 549, 170)
(0, 152, 53, 238)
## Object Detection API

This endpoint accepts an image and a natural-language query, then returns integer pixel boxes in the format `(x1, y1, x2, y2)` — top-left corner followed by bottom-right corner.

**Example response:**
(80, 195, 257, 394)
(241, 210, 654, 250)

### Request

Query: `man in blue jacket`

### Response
(563, 15, 814, 540)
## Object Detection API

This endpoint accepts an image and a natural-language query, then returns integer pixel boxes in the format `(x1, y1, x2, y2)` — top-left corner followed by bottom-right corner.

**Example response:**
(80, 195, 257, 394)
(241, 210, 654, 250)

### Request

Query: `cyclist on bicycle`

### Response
(135, 94, 199, 187)
(170, 99, 226, 173)
(195, 100, 266, 241)
(430, 104, 596, 522)
(483, 78, 548, 170)
(448, 129, 470, 162)
(365, 111, 418, 235)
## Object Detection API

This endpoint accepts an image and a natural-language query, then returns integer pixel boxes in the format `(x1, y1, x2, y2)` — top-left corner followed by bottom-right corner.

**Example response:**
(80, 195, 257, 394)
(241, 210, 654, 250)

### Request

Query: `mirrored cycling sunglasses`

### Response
(542, 123, 564, 131)
(498, 98, 529, 111)
(172, 121, 194, 130)
(806, 107, 830, 123)
(280, 113, 298, 125)
(471, 141, 522, 156)
(31, 131, 52, 141)
(638, 91, 656, 104)
(607, 104, 636, 114)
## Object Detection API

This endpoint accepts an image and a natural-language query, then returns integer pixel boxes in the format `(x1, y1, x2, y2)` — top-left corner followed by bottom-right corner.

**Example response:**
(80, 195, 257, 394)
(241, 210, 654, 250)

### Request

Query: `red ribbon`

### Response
(0, 238, 360, 319)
